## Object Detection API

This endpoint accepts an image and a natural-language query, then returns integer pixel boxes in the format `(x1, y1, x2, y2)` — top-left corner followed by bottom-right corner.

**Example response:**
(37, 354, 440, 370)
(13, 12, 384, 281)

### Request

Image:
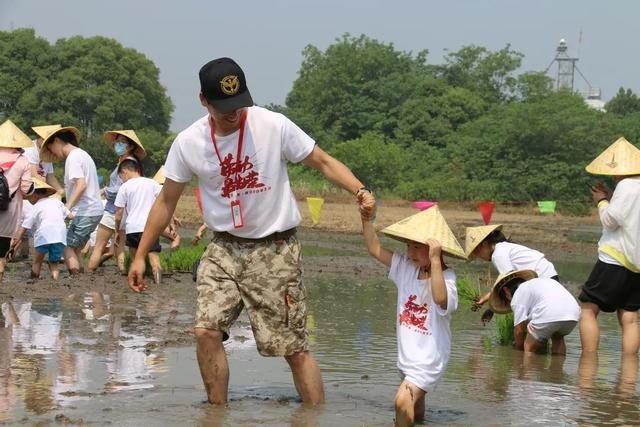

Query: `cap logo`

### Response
(220, 75, 240, 96)
(606, 153, 617, 169)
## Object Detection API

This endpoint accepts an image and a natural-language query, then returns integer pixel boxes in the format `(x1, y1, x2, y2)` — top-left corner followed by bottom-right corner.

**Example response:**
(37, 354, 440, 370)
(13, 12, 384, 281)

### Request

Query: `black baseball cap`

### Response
(199, 57, 254, 113)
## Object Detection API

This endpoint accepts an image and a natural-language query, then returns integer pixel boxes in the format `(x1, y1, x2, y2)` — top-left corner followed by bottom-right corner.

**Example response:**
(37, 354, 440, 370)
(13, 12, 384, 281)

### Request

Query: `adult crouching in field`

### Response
(40, 126, 103, 275)
(87, 130, 146, 273)
(0, 120, 33, 282)
(579, 137, 640, 355)
(127, 57, 375, 405)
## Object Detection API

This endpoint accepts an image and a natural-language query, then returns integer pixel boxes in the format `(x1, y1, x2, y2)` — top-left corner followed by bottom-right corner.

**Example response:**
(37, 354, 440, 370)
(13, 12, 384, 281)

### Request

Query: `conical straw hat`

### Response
(31, 177, 57, 198)
(32, 124, 62, 140)
(585, 137, 640, 176)
(153, 166, 165, 184)
(488, 269, 538, 314)
(39, 126, 81, 163)
(464, 224, 503, 257)
(0, 120, 33, 149)
(104, 130, 147, 159)
(381, 206, 466, 259)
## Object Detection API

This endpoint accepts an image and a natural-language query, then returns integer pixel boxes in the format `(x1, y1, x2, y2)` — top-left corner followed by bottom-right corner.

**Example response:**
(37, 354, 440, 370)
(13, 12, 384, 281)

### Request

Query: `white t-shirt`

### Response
(21, 197, 69, 247)
(597, 177, 640, 271)
(24, 140, 54, 178)
(115, 177, 161, 234)
(64, 148, 103, 216)
(164, 106, 316, 238)
(510, 278, 581, 326)
(21, 200, 34, 224)
(492, 242, 558, 279)
(389, 253, 458, 392)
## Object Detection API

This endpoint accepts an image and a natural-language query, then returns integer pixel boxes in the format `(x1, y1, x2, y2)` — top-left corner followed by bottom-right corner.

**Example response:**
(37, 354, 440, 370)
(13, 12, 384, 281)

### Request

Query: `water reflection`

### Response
(0, 261, 638, 425)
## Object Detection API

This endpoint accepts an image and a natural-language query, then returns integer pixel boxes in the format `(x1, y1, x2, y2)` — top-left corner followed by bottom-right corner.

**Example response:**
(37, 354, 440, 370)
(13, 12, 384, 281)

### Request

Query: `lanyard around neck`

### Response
(209, 110, 248, 167)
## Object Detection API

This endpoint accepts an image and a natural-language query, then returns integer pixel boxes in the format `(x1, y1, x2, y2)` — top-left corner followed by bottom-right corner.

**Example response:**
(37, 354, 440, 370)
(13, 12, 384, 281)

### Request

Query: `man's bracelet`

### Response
(355, 186, 372, 196)
(596, 197, 609, 206)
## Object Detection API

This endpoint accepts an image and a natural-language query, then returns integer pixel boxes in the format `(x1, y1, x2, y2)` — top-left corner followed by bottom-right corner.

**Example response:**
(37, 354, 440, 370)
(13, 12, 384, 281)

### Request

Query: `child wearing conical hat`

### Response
(487, 269, 580, 355)
(579, 137, 640, 355)
(464, 224, 559, 323)
(11, 178, 70, 280)
(361, 206, 463, 426)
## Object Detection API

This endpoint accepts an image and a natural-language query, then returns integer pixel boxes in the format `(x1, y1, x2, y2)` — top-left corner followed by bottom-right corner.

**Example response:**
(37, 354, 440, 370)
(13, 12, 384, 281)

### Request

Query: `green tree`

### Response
(331, 132, 408, 192)
(606, 87, 640, 116)
(437, 44, 524, 104)
(285, 34, 431, 150)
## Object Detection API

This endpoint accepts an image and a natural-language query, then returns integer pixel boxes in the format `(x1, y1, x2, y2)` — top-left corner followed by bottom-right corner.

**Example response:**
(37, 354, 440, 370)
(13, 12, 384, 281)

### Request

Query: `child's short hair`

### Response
(500, 278, 524, 301)
(55, 131, 79, 146)
(484, 229, 511, 245)
(118, 158, 140, 174)
(33, 188, 51, 197)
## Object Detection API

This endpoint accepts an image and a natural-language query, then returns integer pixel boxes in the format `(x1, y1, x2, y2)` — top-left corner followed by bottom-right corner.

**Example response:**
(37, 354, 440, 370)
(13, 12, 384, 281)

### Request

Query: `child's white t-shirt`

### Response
(21, 197, 69, 247)
(510, 278, 581, 326)
(21, 200, 34, 224)
(492, 242, 558, 279)
(389, 253, 458, 392)
(64, 148, 103, 216)
(24, 140, 54, 178)
(114, 177, 161, 234)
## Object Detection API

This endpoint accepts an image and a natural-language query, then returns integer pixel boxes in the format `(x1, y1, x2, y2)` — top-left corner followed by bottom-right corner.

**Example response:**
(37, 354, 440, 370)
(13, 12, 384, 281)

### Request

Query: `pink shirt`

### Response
(0, 149, 32, 238)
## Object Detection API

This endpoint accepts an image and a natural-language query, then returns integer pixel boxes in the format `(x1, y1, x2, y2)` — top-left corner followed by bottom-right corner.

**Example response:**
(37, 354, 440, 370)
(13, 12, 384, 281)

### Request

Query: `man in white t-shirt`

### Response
(489, 270, 581, 355)
(39, 126, 103, 274)
(114, 158, 162, 284)
(25, 125, 64, 195)
(127, 57, 375, 405)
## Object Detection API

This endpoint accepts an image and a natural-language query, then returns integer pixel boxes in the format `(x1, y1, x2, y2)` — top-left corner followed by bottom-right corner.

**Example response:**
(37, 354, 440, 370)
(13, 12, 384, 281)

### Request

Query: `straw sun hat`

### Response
(488, 269, 538, 314)
(32, 124, 62, 140)
(38, 126, 82, 163)
(0, 120, 33, 149)
(104, 130, 147, 159)
(585, 137, 640, 176)
(153, 166, 165, 184)
(381, 206, 467, 259)
(31, 177, 57, 198)
(464, 224, 503, 258)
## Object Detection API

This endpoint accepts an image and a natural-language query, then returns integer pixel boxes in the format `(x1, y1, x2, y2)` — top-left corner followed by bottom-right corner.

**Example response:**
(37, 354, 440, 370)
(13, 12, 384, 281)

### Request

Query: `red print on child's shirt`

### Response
(399, 294, 429, 332)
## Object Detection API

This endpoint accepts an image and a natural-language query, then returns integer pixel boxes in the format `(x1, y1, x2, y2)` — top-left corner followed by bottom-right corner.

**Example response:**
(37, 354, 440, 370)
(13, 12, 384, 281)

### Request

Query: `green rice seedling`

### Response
(494, 313, 515, 345)
(457, 276, 482, 306)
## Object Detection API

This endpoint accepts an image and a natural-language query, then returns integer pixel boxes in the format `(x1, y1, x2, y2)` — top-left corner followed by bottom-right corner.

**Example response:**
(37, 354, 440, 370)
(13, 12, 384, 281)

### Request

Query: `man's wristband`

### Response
(596, 197, 609, 206)
(355, 186, 372, 196)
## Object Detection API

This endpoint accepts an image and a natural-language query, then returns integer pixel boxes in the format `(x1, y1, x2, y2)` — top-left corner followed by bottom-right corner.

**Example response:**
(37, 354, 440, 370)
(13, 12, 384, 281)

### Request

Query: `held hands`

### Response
(357, 188, 376, 220)
(128, 257, 148, 293)
(590, 182, 611, 204)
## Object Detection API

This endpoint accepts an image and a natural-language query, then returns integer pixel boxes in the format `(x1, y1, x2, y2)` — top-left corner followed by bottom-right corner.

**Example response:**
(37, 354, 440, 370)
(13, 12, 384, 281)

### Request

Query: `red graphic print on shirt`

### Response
(219, 154, 265, 198)
(399, 294, 429, 332)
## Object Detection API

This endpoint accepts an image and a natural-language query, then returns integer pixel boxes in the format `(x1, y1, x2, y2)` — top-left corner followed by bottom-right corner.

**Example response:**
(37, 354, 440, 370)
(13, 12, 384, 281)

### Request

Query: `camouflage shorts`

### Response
(195, 235, 308, 357)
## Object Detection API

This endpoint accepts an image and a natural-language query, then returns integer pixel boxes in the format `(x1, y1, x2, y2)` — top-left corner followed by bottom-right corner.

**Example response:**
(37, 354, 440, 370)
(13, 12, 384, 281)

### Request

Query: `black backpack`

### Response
(0, 161, 17, 211)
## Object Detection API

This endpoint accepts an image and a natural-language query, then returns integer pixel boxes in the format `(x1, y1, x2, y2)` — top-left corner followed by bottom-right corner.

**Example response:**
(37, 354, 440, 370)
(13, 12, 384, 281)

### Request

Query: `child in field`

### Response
(362, 206, 463, 427)
(489, 269, 581, 355)
(11, 178, 70, 280)
(464, 224, 559, 322)
(114, 158, 163, 284)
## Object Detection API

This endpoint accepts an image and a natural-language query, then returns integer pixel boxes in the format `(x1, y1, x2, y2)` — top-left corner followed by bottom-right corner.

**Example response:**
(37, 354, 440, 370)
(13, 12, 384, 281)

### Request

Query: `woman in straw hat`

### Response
(11, 178, 70, 280)
(87, 130, 145, 273)
(464, 224, 559, 323)
(488, 269, 580, 355)
(579, 137, 640, 355)
(40, 125, 103, 274)
(0, 120, 33, 282)
(361, 206, 463, 426)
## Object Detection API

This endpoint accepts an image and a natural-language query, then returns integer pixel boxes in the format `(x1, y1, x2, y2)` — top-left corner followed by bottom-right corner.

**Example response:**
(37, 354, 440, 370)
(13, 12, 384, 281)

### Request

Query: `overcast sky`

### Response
(1, 0, 638, 131)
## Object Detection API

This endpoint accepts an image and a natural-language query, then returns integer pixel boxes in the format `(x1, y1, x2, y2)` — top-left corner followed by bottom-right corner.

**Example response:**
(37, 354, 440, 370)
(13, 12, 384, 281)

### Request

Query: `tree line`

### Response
(3, 30, 640, 213)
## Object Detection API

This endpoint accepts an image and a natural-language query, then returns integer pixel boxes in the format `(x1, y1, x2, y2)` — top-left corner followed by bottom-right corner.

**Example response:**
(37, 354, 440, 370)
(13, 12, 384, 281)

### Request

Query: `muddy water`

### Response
(0, 230, 638, 426)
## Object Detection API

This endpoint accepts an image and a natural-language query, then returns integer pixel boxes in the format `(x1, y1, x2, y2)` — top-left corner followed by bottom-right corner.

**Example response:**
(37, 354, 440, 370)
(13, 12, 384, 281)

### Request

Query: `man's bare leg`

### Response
(285, 351, 324, 404)
(194, 328, 229, 404)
